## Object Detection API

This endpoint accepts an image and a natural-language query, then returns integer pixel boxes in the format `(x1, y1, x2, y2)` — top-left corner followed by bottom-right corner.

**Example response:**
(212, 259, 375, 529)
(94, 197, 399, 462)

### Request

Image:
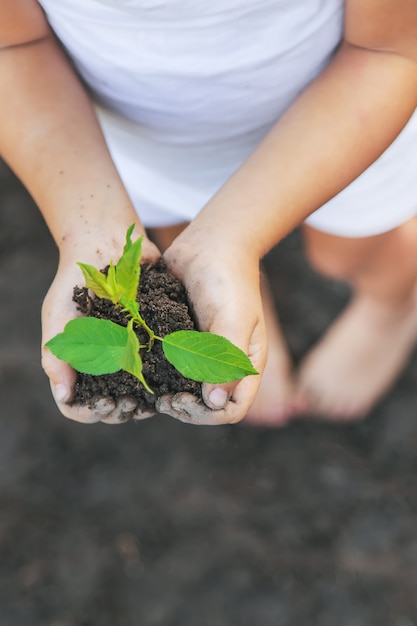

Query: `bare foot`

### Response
(297, 289, 417, 420)
(243, 277, 308, 426)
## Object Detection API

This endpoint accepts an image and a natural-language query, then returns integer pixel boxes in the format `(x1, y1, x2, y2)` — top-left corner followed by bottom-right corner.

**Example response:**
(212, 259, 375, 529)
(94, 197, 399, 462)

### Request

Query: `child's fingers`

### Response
(50, 392, 103, 423)
(100, 396, 142, 424)
(156, 347, 263, 425)
(156, 390, 250, 425)
(199, 308, 267, 419)
(42, 347, 77, 403)
(155, 393, 220, 425)
(132, 407, 156, 421)
(201, 383, 234, 410)
(49, 386, 149, 424)
(43, 339, 141, 424)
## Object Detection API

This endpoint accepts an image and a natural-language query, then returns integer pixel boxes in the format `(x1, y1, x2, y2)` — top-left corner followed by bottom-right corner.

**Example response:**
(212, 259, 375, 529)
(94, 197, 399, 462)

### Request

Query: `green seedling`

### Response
(45, 225, 258, 393)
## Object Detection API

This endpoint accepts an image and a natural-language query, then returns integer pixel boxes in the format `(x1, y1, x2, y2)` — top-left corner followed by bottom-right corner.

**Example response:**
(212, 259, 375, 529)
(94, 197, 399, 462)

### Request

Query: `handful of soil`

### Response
(72, 259, 201, 412)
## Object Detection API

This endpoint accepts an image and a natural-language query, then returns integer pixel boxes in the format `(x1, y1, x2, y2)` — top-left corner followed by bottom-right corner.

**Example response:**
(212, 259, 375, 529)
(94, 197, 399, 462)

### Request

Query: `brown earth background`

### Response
(1, 157, 417, 626)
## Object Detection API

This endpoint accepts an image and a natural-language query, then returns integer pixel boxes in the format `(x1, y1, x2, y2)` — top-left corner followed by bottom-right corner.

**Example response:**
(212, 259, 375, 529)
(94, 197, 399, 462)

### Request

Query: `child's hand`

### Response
(41, 237, 160, 424)
(160, 234, 266, 425)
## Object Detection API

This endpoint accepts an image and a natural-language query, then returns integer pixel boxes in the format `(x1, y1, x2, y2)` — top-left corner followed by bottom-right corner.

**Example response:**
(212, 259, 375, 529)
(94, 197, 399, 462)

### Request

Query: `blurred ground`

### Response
(1, 158, 417, 626)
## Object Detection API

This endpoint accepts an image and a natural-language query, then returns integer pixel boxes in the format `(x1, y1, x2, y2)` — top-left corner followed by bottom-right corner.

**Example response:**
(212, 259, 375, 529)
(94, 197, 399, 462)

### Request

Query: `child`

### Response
(1, 0, 417, 426)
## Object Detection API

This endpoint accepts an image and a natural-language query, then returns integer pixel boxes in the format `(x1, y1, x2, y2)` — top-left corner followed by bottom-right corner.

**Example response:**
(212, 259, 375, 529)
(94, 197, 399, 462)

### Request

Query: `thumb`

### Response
(199, 313, 248, 410)
(202, 381, 237, 411)
(41, 265, 82, 405)
(41, 344, 77, 405)
(199, 314, 265, 413)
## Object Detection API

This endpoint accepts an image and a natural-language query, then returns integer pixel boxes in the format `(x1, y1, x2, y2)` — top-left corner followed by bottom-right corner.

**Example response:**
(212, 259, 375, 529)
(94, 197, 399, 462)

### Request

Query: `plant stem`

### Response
(132, 314, 156, 345)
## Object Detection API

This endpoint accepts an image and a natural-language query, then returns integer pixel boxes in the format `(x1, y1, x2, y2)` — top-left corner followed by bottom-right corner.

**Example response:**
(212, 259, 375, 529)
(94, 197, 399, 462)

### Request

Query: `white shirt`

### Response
(38, 0, 417, 234)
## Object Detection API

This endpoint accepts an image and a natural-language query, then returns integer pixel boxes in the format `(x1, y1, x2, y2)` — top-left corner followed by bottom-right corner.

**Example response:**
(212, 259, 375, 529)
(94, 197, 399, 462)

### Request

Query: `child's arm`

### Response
(0, 1, 151, 252)
(182, 1, 417, 256)
(163, 0, 417, 424)
(0, 1, 159, 422)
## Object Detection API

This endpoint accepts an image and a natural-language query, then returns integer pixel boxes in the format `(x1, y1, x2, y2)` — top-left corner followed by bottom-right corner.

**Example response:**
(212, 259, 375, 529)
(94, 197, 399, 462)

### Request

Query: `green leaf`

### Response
(45, 317, 129, 375)
(120, 322, 153, 393)
(116, 226, 143, 303)
(77, 262, 115, 300)
(161, 330, 259, 383)
(106, 261, 120, 299)
(123, 224, 135, 254)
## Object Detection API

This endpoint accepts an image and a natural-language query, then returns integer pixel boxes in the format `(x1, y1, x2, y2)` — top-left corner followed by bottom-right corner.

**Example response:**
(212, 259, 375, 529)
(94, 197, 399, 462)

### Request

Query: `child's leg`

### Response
(148, 223, 188, 253)
(244, 272, 308, 425)
(298, 217, 417, 419)
(151, 223, 304, 425)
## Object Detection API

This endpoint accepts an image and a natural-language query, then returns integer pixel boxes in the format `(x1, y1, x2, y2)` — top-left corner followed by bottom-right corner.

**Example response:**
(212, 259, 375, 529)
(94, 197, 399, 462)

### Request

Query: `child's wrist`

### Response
(56, 220, 154, 265)
(175, 216, 264, 265)
(164, 227, 260, 285)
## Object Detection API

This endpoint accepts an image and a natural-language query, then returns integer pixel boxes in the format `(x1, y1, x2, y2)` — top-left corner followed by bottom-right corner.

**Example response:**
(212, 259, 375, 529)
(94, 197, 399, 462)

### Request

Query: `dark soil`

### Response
(72, 259, 201, 411)
(2, 157, 417, 626)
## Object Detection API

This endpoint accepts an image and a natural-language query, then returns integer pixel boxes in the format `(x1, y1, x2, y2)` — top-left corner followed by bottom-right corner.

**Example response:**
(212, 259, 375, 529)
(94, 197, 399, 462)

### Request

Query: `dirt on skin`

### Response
(72, 259, 201, 411)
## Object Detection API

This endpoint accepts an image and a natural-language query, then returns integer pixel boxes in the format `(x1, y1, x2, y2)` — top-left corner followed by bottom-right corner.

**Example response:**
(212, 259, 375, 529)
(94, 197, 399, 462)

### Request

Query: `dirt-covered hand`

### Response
(162, 236, 266, 425)
(41, 237, 160, 424)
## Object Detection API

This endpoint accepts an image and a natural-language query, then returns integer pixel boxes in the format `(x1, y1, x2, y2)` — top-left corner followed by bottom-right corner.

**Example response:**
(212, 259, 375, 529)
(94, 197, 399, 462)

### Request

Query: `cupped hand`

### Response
(41, 234, 160, 424)
(160, 233, 266, 425)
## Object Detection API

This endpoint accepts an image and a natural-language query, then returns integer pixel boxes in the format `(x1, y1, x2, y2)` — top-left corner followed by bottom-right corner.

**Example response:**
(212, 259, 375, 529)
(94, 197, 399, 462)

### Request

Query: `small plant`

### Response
(45, 225, 258, 393)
